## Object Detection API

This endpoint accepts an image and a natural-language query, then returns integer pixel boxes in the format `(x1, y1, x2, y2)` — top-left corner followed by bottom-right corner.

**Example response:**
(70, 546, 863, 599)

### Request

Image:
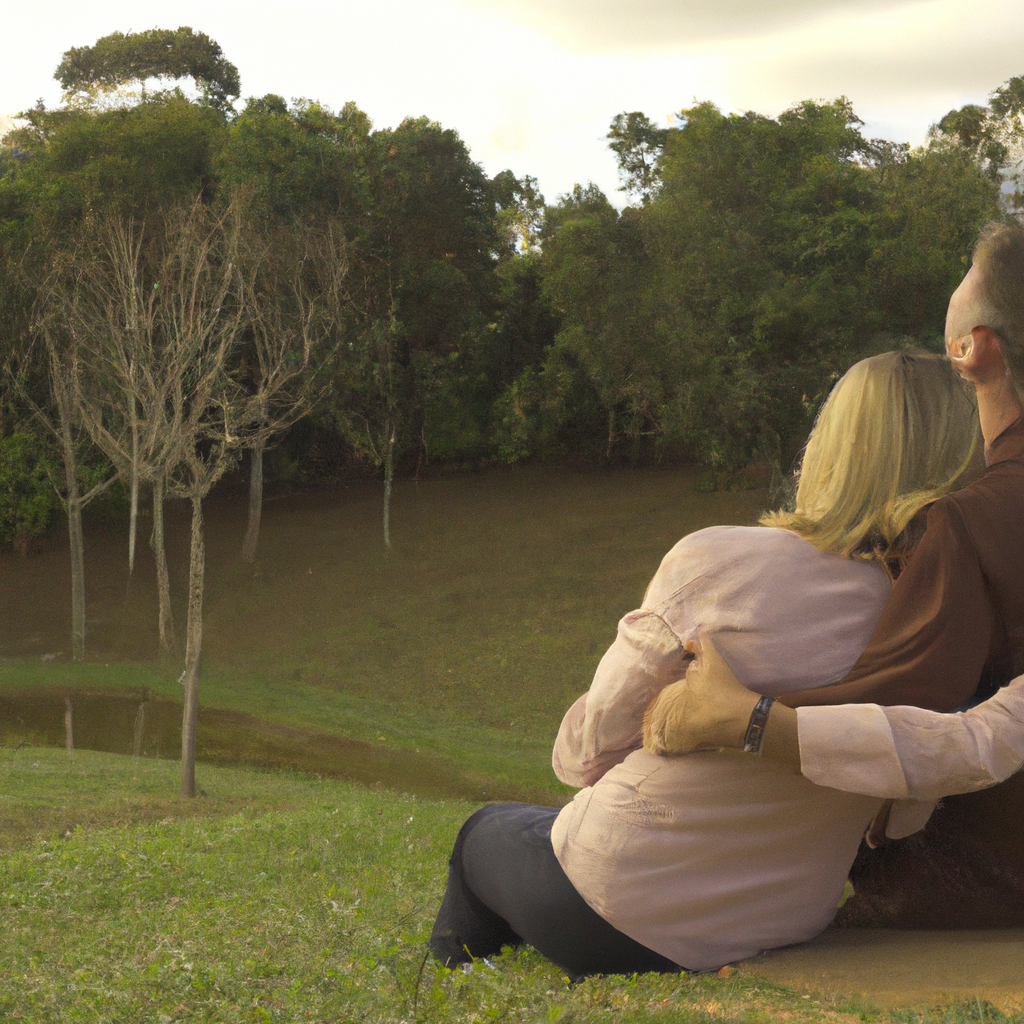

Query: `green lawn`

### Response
(2, 469, 1016, 1021)
(0, 747, 926, 1024)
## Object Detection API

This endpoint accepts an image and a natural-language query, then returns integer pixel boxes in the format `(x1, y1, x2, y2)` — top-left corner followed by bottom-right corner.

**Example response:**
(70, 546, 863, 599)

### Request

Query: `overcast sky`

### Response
(4, 0, 1023, 204)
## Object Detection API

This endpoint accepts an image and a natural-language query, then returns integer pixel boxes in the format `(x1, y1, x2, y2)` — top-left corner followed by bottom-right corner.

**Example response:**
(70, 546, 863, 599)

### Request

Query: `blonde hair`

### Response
(763, 352, 979, 560)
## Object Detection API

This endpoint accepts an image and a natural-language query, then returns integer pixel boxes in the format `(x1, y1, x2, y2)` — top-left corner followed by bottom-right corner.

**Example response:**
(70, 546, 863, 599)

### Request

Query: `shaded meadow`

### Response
(2, 466, 768, 798)
(4, 471, 1022, 1021)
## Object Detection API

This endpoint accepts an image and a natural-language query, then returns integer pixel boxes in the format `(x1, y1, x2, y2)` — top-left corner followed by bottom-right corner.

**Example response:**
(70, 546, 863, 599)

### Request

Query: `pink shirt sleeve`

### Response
(798, 674, 1024, 802)
(552, 610, 688, 788)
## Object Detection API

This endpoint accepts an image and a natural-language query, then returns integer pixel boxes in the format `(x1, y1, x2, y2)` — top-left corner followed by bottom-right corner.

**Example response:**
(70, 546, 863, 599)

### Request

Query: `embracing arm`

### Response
(553, 609, 688, 788)
(799, 676, 1024, 801)
(644, 635, 1024, 803)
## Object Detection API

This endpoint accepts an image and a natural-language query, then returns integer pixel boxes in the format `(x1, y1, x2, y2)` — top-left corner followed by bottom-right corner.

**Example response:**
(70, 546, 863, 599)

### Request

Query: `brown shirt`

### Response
(780, 416, 1024, 712)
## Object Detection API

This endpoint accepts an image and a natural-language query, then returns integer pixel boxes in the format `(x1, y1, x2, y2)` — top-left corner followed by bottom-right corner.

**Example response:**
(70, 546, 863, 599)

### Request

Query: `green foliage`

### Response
(607, 110, 669, 202)
(868, 146, 1000, 336)
(5, 95, 226, 227)
(491, 169, 546, 254)
(55, 27, 241, 114)
(217, 97, 370, 222)
(0, 30, 1017, 484)
(329, 116, 502, 473)
(0, 432, 58, 544)
(527, 97, 1000, 472)
(929, 72, 1024, 203)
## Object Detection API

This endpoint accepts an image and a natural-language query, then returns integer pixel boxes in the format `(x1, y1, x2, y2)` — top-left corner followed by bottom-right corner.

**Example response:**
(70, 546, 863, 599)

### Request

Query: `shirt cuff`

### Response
(798, 703, 909, 798)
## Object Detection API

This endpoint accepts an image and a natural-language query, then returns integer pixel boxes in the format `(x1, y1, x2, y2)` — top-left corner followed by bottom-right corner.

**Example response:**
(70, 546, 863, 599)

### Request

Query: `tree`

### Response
(217, 98, 370, 224)
(55, 28, 241, 114)
(17, 322, 118, 658)
(527, 96, 1001, 474)
(40, 215, 196, 652)
(0, 432, 58, 556)
(607, 111, 669, 204)
(217, 98, 367, 551)
(491, 170, 546, 255)
(239, 218, 348, 562)
(39, 196, 335, 795)
(926, 72, 1024, 206)
(4, 92, 228, 240)
(336, 117, 499, 543)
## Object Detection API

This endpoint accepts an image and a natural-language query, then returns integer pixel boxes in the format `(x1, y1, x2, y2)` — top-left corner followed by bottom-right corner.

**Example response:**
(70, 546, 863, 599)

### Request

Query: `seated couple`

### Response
(428, 221, 1024, 977)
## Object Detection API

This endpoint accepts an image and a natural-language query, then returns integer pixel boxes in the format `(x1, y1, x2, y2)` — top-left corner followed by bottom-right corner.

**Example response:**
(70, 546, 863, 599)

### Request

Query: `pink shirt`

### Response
(551, 525, 891, 970)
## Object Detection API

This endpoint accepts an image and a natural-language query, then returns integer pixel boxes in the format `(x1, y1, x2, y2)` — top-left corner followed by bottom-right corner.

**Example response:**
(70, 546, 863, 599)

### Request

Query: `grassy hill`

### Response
(0, 747, 888, 1024)
(0, 469, 1015, 1020)
(1, 465, 768, 798)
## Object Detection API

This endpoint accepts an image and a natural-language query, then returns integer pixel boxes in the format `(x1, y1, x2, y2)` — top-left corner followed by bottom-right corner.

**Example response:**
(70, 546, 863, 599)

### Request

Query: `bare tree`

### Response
(238, 220, 347, 562)
(43, 195, 346, 797)
(19, 320, 117, 660)
(42, 216, 193, 653)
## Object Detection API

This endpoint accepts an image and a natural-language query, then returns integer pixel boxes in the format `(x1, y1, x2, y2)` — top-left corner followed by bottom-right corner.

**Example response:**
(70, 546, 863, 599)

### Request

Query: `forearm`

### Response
(553, 610, 687, 787)
(797, 675, 1024, 801)
(553, 692, 634, 787)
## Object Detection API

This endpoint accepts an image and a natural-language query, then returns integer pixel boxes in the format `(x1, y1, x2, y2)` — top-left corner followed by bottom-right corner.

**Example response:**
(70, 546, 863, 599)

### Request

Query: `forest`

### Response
(2, 29, 1022, 716)
(4, 28, 1022, 524)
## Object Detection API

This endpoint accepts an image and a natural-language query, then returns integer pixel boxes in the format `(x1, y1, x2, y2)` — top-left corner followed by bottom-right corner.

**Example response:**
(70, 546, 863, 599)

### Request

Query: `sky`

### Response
(4, 0, 1024, 205)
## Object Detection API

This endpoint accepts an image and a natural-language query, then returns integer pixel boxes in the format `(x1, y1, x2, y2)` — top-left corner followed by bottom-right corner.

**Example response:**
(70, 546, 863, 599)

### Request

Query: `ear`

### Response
(969, 326, 1007, 377)
(949, 326, 1007, 386)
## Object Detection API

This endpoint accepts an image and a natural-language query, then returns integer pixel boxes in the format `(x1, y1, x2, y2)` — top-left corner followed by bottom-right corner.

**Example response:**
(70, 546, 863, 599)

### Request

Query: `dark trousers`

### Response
(428, 802, 683, 978)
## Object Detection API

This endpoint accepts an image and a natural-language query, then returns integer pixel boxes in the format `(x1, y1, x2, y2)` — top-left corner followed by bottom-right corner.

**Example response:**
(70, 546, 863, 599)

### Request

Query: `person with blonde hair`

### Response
(644, 222, 1024, 926)
(429, 350, 979, 976)
(762, 220, 1024, 712)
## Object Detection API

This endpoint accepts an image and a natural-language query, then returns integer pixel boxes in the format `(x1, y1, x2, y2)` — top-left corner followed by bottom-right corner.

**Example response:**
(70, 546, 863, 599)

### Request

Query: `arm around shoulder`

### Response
(797, 675, 1024, 801)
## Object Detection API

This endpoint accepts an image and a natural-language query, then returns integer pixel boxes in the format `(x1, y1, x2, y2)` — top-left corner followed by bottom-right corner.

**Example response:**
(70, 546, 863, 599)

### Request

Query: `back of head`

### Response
(764, 352, 979, 558)
(971, 221, 1024, 392)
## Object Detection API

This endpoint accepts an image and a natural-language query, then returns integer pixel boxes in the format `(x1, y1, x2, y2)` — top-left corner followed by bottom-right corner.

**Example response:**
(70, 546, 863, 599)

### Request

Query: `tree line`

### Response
(0, 28, 1019, 790)
(4, 31, 1020, 521)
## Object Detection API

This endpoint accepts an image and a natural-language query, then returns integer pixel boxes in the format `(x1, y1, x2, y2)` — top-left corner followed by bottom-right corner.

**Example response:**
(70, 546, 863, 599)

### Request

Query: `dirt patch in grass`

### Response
(0, 686, 557, 805)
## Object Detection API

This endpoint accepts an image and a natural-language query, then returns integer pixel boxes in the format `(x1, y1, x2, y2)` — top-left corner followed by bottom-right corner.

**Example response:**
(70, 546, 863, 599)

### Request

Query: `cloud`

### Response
(701, 0, 1024, 132)
(460, 0, 921, 50)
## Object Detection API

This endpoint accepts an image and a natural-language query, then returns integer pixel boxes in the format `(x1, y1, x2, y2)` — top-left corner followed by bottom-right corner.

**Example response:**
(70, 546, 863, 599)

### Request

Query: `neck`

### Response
(976, 374, 1024, 455)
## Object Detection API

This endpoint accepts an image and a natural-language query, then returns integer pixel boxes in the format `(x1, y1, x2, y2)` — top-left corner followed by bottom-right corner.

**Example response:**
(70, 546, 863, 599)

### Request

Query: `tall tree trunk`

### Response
(128, 397, 139, 575)
(606, 407, 616, 461)
(60, 416, 86, 661)
(64, 696, 74, 753)
(180, 491, 205, 799)
(133, 702, 146, 757)
(150, 475, 175, 652)
(241, 438, 264, 563)
(67, 498, 86, 661)
(382, 427, 394, 550)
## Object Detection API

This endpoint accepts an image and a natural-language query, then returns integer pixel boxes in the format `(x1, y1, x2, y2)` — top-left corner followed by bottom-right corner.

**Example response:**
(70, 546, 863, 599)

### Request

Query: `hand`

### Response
(643, 634, 761, 755)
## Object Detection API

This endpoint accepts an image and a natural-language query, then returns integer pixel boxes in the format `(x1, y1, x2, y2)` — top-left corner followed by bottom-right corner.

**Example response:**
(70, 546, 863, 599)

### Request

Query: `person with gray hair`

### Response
(646, 221, 1024, 868)
(741, 220, 1024, 714)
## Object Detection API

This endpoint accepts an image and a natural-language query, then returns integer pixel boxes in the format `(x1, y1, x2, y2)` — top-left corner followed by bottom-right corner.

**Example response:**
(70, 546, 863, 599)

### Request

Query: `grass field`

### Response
(1, 746, 975, 1024)
(1, 466, 769, 798)
(2, 467, 1017, 1022)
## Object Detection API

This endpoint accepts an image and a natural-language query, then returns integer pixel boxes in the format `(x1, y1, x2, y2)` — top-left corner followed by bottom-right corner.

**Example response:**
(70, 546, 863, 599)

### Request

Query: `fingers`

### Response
(643, 678, 686, 754)
(642, 631, 760, 756)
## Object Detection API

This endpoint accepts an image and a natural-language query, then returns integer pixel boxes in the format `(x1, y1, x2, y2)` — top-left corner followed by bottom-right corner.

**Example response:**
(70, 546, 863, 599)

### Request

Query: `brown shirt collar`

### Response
(985, 414, 1024, 467)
